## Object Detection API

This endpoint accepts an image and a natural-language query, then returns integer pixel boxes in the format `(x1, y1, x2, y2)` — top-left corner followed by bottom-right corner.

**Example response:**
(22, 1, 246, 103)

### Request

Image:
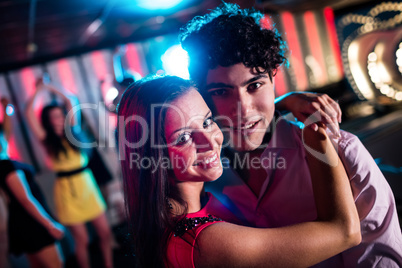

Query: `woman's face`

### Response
(49, 107, 65, 136)
(164, 88, 224, 183)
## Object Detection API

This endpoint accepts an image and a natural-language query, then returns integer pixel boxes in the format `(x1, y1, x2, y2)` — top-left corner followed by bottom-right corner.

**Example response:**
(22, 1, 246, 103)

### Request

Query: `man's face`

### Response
(205, 63, 275, 152)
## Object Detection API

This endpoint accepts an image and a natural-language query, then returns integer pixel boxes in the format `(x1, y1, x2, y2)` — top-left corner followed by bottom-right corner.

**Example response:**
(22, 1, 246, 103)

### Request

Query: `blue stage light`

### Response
(137, 0, 184, 10)
(161, 44, 189, 79)
(6, 104, 14, 116)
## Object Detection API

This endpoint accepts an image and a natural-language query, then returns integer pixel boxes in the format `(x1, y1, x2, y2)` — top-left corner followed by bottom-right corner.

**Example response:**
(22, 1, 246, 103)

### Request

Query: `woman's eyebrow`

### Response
(169, 110, 212, 139)
(206, 82, 232, 91)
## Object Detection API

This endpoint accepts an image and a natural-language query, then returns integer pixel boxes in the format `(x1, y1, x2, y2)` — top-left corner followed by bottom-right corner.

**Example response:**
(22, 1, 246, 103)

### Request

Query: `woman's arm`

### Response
(40, 80, 80, 127)
(6, 170, 64, 239)
(25, 79, 47, 141)
(25, 77, 81, 141)
(194, 127, 361, 268)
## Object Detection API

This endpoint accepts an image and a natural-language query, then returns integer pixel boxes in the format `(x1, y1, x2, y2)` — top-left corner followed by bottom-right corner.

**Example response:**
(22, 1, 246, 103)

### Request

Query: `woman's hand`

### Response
(35, 77, 45, 92)
(47, 221, 65, 240)
(276, 92, 341, 137)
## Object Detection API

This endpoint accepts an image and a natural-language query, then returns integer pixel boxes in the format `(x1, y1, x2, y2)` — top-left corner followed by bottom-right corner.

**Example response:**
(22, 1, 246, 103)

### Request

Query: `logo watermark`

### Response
(62, 101, 339, 169)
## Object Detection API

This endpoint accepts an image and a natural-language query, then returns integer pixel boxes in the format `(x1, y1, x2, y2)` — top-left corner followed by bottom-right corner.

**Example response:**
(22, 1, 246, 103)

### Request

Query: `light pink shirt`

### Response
(206, 115, 402, 267)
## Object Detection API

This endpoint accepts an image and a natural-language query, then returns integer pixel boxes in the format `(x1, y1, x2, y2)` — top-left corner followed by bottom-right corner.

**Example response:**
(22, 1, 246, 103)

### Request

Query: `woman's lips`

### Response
(193, 152, 220, 169)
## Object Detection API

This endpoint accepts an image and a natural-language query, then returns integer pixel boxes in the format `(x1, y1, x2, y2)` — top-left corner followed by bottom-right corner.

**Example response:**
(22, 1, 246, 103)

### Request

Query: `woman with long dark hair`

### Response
(117, 75, 361, 268)
(25, 78, 113, 268)
(0, 97, 64, 268)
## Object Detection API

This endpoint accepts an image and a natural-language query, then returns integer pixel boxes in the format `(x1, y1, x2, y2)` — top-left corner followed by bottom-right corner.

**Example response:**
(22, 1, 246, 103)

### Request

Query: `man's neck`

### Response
(224, 134, 272, 197)
(222, 116, 278, 196)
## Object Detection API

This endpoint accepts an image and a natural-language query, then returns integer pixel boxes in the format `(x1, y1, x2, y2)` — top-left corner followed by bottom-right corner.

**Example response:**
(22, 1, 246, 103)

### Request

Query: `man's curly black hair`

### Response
(180, 2, 287, 87)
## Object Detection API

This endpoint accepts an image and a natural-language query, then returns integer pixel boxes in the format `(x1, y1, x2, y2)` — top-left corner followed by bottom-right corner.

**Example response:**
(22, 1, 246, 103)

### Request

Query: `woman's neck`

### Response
(175, 181, 205, 213)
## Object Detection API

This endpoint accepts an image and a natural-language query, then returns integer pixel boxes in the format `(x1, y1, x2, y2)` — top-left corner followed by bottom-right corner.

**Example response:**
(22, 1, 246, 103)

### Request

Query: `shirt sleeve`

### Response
(337, 130, 402, 266)
(337, 131, 395, 219)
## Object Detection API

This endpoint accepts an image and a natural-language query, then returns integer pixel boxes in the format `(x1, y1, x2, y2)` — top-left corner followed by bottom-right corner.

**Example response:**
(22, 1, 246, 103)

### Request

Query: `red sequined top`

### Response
(166, 192, 240, 268)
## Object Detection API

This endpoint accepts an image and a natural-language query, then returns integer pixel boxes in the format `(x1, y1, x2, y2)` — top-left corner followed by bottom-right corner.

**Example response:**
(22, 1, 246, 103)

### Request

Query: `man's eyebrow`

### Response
(205, 74, 269, 91)
(241, 74, 268, 87)
(169, 110, 212, 139)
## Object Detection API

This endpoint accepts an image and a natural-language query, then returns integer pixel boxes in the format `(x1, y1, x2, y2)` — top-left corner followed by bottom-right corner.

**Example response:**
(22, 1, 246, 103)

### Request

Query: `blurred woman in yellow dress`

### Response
(25, 77, 113, 268)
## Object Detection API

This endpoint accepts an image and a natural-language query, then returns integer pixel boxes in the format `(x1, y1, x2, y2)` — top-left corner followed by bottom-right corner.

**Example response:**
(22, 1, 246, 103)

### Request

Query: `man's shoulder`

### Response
(270, 116, 363, 159)
(338, 130, 359, 146)
(268, 115, 303, 149)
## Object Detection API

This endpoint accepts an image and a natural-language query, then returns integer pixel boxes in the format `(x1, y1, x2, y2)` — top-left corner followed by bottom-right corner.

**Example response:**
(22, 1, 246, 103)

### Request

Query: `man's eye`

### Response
(176, 133, 191, 145)
(248, 82, 262, 91)
(203, 117, 214, 128)
(209, 89, 227, 96)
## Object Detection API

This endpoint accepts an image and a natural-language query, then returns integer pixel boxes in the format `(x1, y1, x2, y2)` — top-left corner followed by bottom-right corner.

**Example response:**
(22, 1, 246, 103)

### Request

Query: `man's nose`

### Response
(231, 91, 252, 118)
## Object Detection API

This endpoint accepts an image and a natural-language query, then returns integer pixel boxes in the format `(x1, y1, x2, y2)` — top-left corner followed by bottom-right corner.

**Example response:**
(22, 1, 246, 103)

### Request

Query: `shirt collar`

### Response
(265, 112, 300, 150)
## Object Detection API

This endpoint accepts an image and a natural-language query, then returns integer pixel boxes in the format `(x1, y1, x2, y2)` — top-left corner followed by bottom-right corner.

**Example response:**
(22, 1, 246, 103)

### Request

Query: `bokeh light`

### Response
(137, 0, 184, 10)
(161, 44, 189, 79)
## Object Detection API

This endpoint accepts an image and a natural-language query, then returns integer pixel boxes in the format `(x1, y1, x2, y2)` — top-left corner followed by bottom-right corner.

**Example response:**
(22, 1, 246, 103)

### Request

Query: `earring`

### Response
(166, 198, 173, 210)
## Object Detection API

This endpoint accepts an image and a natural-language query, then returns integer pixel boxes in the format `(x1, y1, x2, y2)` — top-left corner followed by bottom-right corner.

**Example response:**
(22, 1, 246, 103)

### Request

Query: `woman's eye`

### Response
(248, 82, 262, 91)
(209, 89, 227, 96)
(203, 117, 214, 128)
(176, 133, 191, 145)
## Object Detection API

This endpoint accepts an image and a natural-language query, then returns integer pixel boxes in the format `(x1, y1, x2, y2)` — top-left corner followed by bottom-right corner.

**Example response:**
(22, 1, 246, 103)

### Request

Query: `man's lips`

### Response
(222, 119, 262, 131)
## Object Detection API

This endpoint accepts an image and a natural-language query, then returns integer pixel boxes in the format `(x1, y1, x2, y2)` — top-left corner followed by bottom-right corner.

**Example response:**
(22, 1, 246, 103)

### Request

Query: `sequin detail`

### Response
(174, 214, 222, 237)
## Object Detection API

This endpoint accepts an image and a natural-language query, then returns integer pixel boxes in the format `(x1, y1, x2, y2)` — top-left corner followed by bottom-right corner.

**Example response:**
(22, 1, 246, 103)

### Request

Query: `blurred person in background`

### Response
(25, 78, 113, 268)
(0, 97, 64, 268)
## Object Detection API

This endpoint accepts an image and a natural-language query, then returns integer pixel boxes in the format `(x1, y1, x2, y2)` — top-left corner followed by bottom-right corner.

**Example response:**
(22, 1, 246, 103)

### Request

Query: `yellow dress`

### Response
(50, 141, 106, 225)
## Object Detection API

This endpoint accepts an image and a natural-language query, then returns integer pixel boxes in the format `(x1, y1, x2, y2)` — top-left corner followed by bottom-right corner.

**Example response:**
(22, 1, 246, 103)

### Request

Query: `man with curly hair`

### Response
(180, 3, 402, 267)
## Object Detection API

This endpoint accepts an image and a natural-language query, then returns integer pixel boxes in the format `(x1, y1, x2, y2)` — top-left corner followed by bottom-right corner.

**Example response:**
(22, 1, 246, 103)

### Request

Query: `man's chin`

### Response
(224, 132, 265, 152)
(231, 140, 263, 152)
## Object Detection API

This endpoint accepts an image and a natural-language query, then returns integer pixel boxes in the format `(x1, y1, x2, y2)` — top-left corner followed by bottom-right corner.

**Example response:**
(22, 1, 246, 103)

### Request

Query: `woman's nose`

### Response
(195, 130, 215, 153)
